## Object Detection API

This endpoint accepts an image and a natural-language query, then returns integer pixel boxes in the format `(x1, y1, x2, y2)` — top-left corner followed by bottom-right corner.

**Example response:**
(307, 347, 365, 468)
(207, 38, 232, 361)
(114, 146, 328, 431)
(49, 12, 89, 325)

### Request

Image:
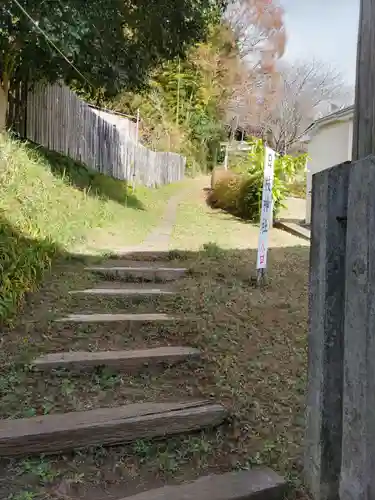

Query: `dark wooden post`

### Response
(339, 157, 375, 500)
(306, 2, 375, 499)
(304, 162, 350, 500)
(339, 1, 375, 497)
(352, 0, 375, 161)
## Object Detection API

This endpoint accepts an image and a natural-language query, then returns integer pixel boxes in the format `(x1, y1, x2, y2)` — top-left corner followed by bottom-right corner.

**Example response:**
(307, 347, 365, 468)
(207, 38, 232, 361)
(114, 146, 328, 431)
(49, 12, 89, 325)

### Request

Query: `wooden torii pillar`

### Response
(305, 2, 375, 500)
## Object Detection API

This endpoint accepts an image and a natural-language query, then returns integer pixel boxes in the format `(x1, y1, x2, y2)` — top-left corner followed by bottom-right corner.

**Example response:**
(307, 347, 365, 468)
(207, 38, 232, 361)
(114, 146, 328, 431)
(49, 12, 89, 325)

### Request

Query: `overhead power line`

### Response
(11, 0, 94, 90)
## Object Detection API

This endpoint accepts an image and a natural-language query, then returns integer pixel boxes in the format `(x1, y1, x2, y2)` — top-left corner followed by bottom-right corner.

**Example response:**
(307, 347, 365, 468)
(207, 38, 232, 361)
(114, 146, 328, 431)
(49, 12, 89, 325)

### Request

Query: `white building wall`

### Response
(305, 120, 352, 224)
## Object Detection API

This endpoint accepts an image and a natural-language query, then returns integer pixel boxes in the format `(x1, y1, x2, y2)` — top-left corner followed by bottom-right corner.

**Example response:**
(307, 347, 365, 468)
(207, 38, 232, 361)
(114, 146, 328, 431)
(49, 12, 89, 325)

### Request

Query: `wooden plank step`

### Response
(32, 346, 201, 371)
(69, 282, 174, 296)
(55, 313, 178, 323)
(121, 468, 287, 500)
(0, 401, 227, 457)
(85, 263, 187, 282)
(92, 259, 181, 268)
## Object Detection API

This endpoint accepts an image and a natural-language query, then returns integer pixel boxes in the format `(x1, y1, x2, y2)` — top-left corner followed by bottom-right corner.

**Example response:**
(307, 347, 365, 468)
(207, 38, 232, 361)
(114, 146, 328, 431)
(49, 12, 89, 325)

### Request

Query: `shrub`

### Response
(207, 170, 242, 212)
(211, 166, 232, 189)
(208, 138, 307, 221)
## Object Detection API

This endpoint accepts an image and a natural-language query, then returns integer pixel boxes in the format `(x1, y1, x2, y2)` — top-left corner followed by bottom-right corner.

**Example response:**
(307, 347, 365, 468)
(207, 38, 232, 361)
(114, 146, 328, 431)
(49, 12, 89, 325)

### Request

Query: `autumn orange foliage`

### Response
(227, 0, 286, 67)
(225, 0, 286, 136)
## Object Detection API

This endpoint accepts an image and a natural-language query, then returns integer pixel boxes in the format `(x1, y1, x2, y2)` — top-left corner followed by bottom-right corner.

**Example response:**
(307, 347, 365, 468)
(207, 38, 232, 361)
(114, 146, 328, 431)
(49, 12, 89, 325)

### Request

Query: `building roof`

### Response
(301, 105, 354, 143)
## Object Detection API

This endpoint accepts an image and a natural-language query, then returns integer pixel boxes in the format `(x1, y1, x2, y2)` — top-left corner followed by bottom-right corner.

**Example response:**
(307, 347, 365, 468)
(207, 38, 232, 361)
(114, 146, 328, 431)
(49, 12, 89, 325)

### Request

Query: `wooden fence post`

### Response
(340, 155, 375, 500)
(305, 161, 350, 500)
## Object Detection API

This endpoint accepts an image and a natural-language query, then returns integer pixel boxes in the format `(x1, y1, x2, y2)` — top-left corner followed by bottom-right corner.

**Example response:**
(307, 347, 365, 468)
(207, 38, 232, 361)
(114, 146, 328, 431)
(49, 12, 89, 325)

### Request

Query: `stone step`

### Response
(32, 346, 201, 372)
(85, 261, 187, 282)
(55, 313, 178, 323)
(0, 401, 227, 457)
(121, 468, 287, 500)
(69, 282, 174, 297)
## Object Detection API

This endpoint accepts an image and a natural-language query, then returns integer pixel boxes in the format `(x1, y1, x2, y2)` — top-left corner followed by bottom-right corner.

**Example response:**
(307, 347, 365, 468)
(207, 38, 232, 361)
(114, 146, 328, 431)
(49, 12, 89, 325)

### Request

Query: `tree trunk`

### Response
(0, 83, 8, 132)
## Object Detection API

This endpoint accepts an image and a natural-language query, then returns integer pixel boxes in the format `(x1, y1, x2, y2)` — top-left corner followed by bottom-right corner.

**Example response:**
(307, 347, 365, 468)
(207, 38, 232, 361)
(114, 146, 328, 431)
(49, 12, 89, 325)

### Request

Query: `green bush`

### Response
(208, 138, 307, 221)
(0, 218, 57, 323)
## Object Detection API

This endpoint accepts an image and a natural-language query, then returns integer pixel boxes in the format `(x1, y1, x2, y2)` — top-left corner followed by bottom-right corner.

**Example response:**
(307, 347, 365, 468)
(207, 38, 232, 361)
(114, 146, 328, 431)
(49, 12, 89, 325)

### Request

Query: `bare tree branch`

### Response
(225, 0, 286, 63)
(223, 0, 286, 139)
(227, 58, 354, 152)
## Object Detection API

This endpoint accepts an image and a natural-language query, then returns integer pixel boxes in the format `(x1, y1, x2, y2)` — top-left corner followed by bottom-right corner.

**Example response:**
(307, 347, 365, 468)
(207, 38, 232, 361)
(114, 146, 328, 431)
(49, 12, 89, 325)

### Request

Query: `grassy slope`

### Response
(0, 134, 184, 323)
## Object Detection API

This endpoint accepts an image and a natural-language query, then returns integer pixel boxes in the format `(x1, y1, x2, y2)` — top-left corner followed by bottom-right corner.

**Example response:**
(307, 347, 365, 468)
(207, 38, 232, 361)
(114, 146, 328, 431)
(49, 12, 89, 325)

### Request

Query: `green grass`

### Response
(287, 178, 306, 199)
(170, 178, 309, 251)
(0, 133, 185, 323)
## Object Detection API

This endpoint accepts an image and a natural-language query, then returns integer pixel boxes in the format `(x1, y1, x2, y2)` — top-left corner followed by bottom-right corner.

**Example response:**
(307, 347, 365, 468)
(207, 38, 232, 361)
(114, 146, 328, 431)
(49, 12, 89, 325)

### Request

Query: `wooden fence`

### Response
(9, 83, 185, 187)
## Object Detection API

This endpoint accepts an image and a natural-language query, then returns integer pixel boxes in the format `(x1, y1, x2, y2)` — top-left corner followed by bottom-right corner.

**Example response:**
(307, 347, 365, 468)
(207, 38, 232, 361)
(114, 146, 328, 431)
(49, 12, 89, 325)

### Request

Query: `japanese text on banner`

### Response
(256, 146, 276, 270)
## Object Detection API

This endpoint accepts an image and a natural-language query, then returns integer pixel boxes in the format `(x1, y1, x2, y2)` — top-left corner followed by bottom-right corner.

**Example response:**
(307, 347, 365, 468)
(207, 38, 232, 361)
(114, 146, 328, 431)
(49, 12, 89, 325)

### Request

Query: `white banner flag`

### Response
(256, 146, 276, 270)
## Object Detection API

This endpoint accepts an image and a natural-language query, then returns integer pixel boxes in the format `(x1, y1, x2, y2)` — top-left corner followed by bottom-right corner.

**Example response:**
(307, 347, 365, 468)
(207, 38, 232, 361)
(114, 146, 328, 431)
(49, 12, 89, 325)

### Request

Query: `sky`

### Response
(280, 0, 360, 86)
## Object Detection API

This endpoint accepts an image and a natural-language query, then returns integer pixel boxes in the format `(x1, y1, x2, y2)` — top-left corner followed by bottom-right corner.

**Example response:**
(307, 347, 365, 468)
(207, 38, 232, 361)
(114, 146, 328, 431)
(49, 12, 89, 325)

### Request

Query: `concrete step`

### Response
(85, 261, 187, 282)
(274, 220, 311, 241)
(55, 313, 178, 323)
(121, 468, 287, 500)
(69, 282, 174, 297)
(0, 401, 227, 457)
(32, 346, 201, 372)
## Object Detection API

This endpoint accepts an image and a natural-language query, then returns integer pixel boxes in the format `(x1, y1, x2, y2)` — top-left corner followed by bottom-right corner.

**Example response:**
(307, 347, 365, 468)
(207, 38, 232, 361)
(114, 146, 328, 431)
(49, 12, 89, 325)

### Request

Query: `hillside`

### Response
(0, 134, 184, 323)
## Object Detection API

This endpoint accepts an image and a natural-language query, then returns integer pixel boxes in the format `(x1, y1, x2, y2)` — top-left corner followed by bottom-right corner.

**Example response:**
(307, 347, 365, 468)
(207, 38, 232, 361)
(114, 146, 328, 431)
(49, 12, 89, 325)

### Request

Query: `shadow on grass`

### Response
(25, 142, 145, 210)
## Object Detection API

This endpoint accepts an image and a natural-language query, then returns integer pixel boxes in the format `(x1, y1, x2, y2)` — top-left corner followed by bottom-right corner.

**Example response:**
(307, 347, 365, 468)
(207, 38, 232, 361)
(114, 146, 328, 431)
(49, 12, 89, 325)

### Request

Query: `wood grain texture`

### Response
(305, 161, 350, 500)
(32, 346, 201, 371)
(340, 156, 375, 500)
(122, 468, 287, 500)
(0, 401, 227, 457)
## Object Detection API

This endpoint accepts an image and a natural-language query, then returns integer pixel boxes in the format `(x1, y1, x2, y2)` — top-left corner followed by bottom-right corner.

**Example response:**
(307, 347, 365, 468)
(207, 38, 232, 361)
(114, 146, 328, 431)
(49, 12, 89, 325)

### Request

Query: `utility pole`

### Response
(352, 0, 375, 161)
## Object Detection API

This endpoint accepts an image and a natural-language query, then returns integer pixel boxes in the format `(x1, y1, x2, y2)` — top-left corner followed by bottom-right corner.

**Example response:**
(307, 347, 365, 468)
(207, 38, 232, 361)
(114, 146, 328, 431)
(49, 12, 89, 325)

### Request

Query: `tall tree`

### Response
(224, 0, 286, 138)
(227, 58, 353, 152)
(225, 0, 286, 62)
(264, 60, 352, 152)
(0, 0, 224, 130)
(110, 23, 239, 171)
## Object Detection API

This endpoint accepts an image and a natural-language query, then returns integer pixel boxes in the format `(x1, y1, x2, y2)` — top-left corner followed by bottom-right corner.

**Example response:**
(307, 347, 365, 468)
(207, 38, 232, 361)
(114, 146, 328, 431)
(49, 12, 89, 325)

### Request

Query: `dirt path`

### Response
(0, 179, 309, 500)
(115, 189, 187, 255)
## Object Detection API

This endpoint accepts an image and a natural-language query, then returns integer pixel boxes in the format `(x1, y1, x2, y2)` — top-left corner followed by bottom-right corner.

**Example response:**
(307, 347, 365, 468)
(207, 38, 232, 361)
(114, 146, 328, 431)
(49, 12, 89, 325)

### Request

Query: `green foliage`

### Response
(9, 492, 36, 500)
(287, 177, 307, 199)
(109, 24, 238, 172)
(209, 138, 307, 221)
(1, 0, 225, 98)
